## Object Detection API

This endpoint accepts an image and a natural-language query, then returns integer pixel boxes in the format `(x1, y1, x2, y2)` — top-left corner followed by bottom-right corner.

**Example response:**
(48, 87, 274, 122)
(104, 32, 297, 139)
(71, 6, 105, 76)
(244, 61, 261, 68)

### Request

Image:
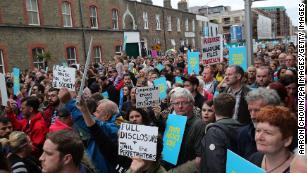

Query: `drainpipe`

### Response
(162, 8, 167, 53)
(78, 0, 87, 62)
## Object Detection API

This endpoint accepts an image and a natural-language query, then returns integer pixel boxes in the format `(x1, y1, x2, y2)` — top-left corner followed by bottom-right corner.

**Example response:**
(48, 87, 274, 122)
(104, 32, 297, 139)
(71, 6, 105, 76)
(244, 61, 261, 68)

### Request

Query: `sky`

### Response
(143, 0, 300, 26)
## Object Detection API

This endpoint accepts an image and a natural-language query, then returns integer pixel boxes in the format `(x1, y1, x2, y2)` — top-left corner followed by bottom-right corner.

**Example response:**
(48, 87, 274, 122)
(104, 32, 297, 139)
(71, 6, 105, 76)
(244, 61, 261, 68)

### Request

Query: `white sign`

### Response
(184, 32, 195, 38)
(52, 65, 76, 91)
(136, 87, 160, 108)
(118, 123, 158, 161)
(0, 73, 8, 106)
(202, 36, 223, 65)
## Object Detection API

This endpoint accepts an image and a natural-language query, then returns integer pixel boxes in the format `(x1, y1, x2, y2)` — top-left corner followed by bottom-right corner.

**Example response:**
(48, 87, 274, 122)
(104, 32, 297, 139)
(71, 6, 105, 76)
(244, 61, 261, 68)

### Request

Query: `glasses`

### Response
(172, 101, 191, 107)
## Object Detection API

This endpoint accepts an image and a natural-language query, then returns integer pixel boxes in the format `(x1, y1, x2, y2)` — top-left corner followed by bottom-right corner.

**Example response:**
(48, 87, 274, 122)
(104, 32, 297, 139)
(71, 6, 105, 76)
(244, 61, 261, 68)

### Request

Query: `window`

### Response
(66, 47, 77, 65)
(115, 45, 122, 55)
(167, 16, 172, 31)
(93, 46, 101, 63)
(62, 1, 72, 27)
(89, 6, 98, 28)
(177, 18, 180, 31)
(143, 12, 149, 29)
(185, 19, 189, 31)
(155, 14, 161, 30)
(234, 16, 240, 23)
(112, 9, 119, 29)
(32, 48, 44, 69)
(0, 50, 5, 73)
(26, 0, 40, 25)
(192, 19, 195, 32)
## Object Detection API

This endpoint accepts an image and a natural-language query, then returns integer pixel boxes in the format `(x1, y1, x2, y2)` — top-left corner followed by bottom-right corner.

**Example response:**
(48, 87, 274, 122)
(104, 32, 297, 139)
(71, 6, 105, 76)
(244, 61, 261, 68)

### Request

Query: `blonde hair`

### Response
(0, 131, 29, 153)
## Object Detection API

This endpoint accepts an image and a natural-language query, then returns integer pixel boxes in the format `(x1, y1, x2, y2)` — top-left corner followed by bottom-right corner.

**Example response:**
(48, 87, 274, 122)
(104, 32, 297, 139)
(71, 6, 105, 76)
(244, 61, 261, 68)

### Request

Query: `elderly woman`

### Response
(249, 106, 297, 173)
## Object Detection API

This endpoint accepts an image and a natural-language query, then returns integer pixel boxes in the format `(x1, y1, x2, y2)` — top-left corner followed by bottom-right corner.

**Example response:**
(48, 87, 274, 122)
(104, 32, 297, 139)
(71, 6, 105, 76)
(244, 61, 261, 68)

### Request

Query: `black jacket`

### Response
(237, 123, 257, 159)
(102, 82, 120, 105)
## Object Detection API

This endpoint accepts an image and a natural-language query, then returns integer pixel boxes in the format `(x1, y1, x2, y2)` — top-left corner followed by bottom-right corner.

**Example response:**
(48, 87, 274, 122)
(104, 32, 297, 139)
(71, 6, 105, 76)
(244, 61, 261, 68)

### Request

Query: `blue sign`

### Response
(13, 68, 20, 96)
(175, 76, 183, 84)
(229, 46, 248, 71)
(153, 77, 168, 100)
(101, 91, 109, 99)
(187, 52, 200, 75)
(155, 63, 165, 72)
(162, 114, 187, 165)
(226, 150, 265, 173)
(230, 25, 243, 42)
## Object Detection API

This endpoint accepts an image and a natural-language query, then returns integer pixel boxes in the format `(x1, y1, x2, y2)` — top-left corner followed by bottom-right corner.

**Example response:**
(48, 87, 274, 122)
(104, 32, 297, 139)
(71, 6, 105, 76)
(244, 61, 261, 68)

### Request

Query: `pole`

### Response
(244, 0, 253, 66)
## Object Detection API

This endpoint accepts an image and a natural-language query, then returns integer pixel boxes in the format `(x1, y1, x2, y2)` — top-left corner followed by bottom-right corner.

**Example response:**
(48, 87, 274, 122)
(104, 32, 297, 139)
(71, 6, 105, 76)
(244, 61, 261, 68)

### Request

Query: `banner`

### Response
(136, 87, 160, 108)
(228, 46, 248, 71)
(153, 77, 168, 100)
(118, 123, 158, 161)
(202, 36, 222, 65)
(0, 73, 8, 106)
(187, 52, 200, 75)
(13, 68, 20, 96)
(226, 150, 265, 173)
(52, 65, 76, 91)
(162, 114, 187, 165)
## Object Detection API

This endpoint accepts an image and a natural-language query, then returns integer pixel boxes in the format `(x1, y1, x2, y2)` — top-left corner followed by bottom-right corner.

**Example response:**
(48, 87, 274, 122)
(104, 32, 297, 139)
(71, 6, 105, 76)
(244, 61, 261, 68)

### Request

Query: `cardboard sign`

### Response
(202, 36, 222, 63)
(13, 68, 20, 96)
(52, 65, 76, 91)
(0, 73, 8, 106)
(118, 123, 159, 161)
(162, 114, 187, 165)
(153, 77, 168, 100)
(136, 87, 160, 108)
(187, 52, 200, 75)
(229, 46, 248, 71)
(226, 150, 265, 173)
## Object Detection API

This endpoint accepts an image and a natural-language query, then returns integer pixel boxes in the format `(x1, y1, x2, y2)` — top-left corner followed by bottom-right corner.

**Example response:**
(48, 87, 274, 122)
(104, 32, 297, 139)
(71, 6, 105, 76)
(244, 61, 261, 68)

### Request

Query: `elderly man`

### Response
(278, 53, 287, 66)
(285, 54, 297, 69)
(252, 66, 272, 88)
(237, 88, 281, 159)
(247, 66, 257, 86)
(161, 87, 205, 170)
(59, 87, 120, 173)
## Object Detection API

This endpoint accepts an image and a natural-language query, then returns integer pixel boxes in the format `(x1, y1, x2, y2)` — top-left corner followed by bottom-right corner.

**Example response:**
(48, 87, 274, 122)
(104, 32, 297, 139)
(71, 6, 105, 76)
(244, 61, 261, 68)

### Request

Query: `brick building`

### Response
(0, 0, 199, 72)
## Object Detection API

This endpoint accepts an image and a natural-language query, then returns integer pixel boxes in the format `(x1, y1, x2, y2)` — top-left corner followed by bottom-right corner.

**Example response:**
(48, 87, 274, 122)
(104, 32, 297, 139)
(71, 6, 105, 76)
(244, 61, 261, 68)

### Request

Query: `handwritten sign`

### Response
(229, 47, 248, 71)
(0, 73, 8, 106)
(187, 52, 200, 75)
(118, 123, 158, 161)
(153, 77, 168, 100)
(202, 36, 223, 65)
(136, 87, 160, 108)
(162, 114, 187, 165)
(13, 68, 20, 96)
(52, 65, 76, 91)
(226, 150, 265, 173)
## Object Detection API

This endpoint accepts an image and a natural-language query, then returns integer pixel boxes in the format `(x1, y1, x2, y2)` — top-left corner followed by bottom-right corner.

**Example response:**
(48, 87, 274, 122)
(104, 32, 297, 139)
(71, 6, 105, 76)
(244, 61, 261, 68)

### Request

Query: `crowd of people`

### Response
(0, 41, 306, 173)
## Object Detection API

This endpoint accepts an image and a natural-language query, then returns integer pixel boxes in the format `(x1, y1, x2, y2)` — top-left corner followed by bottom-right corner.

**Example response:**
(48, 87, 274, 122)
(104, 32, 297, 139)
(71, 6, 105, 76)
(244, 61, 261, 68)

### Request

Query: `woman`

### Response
(128, 108, 151, 125)
(123, 85, 132, 103)
(201, 100, 215, 124)
(122, 87, 137, 118)
(3, 131, 41, 173)
(249, 106, 297, 173)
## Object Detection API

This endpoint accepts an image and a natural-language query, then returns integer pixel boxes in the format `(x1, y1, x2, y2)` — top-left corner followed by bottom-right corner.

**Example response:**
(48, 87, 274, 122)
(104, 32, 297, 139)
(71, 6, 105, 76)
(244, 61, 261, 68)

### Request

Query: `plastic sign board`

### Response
(52, 65, 76, 91)
(13, 68, 20, 96)
(188, 52, 200, 75)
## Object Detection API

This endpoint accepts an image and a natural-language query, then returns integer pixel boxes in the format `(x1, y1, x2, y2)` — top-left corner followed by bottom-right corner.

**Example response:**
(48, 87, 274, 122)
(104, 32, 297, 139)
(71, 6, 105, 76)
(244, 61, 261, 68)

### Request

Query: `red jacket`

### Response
(49, 118, 72, 132)
(7, 112, 49, 158)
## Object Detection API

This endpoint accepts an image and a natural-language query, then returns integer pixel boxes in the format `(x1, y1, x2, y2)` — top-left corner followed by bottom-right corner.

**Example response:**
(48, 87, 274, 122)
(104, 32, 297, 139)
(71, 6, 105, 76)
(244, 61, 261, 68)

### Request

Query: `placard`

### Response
(136, 87, 160, 108)
(153, 77, 168, 100)
(0, 73, 8, 106)
(52, 65, 76, 91)
(118, 123, 158, 161)
(175, 76, 183, 84)
(155, 63, 165, 72)
(229, 46, 248, 71)
(187, 52, 200, 75)
(151, 50, 158, 58)
(13, 68, 20, 96)
(202, 36, 222, 65)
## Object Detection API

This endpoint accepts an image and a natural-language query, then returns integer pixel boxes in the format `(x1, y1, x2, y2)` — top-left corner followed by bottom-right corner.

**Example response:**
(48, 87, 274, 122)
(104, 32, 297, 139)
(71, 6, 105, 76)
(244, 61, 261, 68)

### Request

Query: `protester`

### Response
(201, 100, 215, 124)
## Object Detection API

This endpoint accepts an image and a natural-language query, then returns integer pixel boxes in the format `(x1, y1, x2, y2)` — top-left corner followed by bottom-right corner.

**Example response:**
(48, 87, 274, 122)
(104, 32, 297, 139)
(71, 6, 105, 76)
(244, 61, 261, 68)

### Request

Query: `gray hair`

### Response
(98, 99, 119, 115)
(170, 87, 194, 103)
(245, 88, 281, 105)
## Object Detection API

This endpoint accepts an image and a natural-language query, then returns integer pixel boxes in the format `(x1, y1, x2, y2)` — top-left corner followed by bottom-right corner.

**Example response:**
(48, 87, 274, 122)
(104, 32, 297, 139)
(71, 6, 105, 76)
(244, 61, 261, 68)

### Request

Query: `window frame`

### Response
(32, 47, 45, 69)
(167, 16, 172, 31)
(112, 9, 119, 30)
(89, 6, 98, 29)
(62, 1, 73, 27)
(26, 0, 40, 25)
(0, 50, 5, 74)
(177, 18, 181, 32)
(143, 12, 149, 30)
(93, 46, 102, 63)
(66, 47, 77, 65)
(185, 18, 189, 31)
(156, 14, 161, 30)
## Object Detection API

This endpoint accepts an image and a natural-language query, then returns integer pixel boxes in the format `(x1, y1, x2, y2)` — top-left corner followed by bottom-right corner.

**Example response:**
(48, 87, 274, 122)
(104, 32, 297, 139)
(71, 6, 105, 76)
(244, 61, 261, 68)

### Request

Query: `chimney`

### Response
(164, 0, 172, 8)
(141, 0, 153, 5)
(178, 0, 188, 12)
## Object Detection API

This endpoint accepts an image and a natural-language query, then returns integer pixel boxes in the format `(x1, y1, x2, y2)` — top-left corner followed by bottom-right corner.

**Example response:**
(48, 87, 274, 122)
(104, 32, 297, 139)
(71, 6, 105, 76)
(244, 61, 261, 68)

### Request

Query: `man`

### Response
(40, 130, 94, 173)
(290, 145, 307, 173)
(49, 107, 73, 132)
(201, 93, 242, 173)
(44, 87, 60, 126)
(123, 64, 137, 85)
(224, 65, 251, 125)
(253, 57, 265, 69)
(5, 96, 48, 157)
(237, 88, 281, 159)
(59, 87, 119, 173)
(202, 66, 218, 94)
(285, 54, 297, 69)
(278, 52, 287, 66)
(254, 66, 272, 88)
(0, 117, 12, 139)
(99, 76, 119, 105)
(184, 76, 206, 109)
(147, 69, 159, 87)
(247, 66, 256, 86)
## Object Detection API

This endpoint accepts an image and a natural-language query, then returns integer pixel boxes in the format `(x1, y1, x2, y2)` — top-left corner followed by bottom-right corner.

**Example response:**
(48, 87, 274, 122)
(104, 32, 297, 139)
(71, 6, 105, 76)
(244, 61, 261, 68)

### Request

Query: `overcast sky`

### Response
(143, 0, 299, 26)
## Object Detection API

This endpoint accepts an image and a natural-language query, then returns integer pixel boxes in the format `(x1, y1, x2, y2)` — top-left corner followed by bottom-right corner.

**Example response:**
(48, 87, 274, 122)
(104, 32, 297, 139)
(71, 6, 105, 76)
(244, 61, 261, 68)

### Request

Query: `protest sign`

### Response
(0, 73, 8, 106)
(136, 86, 160, 108)
(226, 150, 265, 173)
(175, 76, 183, 84)
(52, 65, 76, 91)
(151, 50, 158, 58)
(101, 91, 109, 99)
(187, 52, 200, 75)
(202, 36, 223, 65)
(13, 67, 20, 96)
(118, 123, 158, 161)
(228, 46, 248, 71)
(162, 114, 187, 165)
(155, 63, 165, 72)
(153, 77, 168, 100)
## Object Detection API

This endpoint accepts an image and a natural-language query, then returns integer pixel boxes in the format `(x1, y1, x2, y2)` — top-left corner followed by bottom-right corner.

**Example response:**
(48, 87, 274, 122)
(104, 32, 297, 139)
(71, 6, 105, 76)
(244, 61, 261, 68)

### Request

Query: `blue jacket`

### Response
(65, 99, 119, 173)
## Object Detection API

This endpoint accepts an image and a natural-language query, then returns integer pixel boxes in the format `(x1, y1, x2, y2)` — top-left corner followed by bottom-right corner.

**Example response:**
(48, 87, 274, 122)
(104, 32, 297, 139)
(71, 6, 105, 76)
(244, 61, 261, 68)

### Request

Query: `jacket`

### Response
(49, 118, 72, 132)
(201, 118, 242, 173)
(7, 112, 48, 158)
(65, 99, 119, 173)
(8, 153, 42, 173)
(236, 123, 257, 159)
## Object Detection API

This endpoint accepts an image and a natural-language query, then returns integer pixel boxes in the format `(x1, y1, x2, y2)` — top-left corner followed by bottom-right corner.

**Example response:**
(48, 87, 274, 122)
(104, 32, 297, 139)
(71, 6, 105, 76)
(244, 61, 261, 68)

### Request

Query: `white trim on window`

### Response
(0, 50, 5, 74)
(62, 2, 72, 27)
(167, 16, 172, 31)
(67, 47, 77, 65)
(192, 19, 195, 32)
(93, 47, 101, 63)
(185, 18, 189, 31)
(177, 18, 180, 32)
(90, 6, 98, 29)
(112, 9, 119, 30)
(26, 0, 40, 25)
(143, 12, 149, 29)
(32, 48, 44, 69)
(156, 14, 161, 30)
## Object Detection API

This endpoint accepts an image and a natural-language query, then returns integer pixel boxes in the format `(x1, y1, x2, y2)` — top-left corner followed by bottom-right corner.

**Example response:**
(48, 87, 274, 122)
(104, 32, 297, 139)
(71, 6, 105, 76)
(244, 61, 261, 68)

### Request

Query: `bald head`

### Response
(95, 99, 119, 121)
